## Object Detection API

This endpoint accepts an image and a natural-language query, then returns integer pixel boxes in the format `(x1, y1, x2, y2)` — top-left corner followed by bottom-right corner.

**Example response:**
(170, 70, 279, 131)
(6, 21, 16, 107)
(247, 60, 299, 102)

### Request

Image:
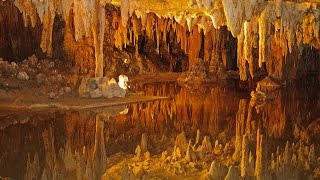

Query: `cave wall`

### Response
(0, 0, 319, 81)
(0, 1, 42, 61)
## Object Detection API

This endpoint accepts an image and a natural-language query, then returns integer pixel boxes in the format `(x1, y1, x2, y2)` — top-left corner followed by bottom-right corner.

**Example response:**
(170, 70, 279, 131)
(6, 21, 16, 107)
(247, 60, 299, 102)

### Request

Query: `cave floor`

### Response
(0, 92, 168, 111)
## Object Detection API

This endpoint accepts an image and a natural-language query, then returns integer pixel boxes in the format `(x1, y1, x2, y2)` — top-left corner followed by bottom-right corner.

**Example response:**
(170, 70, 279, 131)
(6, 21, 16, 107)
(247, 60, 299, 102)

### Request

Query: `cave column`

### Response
(92, 2, 106, 78)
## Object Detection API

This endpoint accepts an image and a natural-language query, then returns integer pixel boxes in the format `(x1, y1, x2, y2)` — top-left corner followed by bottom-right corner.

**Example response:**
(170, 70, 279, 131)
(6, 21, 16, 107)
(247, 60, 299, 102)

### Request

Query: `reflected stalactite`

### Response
(41, 126, 57, 179)
(0, 82, 319, 179)
(93, 113, 107, 179)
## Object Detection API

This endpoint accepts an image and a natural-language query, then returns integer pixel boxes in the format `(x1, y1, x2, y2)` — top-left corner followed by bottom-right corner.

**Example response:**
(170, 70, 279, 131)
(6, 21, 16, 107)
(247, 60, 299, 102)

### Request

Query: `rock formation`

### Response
(1, 0, 319, 80)
(78, 75, 127, 98)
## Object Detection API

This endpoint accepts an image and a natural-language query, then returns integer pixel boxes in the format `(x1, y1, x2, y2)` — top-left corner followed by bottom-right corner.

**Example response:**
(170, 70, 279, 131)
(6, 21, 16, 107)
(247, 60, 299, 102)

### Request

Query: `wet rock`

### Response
(256, 76, 281, 92)
(36, 73, 47, 84)
(105, 81, 126, 98)
(48, 61, 55, 68)
(90, 88, 103, 98)
(48, 92, 57, 99)
(28, 54, 38, 66)
(64, 86, 72, 94)
(78, 77, 107, 98)
(250, 90, 274, 101)
(207, 161, 228, 179)
(11, 62, 18, 68)
(17, 71, 29, 80)
(177, 58, 210, 83)
(251, 76, 282, 101)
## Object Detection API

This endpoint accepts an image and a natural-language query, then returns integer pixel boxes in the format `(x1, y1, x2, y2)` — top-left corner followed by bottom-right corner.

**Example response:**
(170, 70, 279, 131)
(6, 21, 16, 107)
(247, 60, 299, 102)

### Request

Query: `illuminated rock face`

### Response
(0, 0, 319, 80)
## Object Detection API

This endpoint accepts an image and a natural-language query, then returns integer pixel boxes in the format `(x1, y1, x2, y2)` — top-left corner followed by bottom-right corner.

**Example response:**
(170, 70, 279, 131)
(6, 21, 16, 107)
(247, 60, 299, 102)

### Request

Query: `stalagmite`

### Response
(174, 132, 188, 154)
(200, 136, 213, 152)
(284, 141, 291, 166)
(185, 144, 197, 162)
(224, 166, 240, 180)
(254, 129, 263, 179)
(24, 153, 40, 180)
(308, 144, 315, 165)
(141, 133, 148, 153)
(240, 133, 249, 177)
(195, 129, 201, 147)
(207, 161, 228, 180)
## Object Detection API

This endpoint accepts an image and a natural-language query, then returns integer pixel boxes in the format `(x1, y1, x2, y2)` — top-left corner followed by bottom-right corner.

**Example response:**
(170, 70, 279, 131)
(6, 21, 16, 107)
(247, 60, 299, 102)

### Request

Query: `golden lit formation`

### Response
(0, 0, 319, 179)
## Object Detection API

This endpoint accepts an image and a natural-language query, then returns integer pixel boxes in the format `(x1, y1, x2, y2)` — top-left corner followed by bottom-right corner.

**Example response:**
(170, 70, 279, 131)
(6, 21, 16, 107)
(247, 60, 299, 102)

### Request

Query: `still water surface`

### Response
(0, 81, 319, 179)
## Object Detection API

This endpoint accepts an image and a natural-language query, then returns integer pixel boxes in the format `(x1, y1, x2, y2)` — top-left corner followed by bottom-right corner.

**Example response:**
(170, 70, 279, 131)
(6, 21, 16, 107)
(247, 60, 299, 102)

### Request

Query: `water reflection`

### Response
(0, 106, 126, 179)
(0, 81, 319, 179)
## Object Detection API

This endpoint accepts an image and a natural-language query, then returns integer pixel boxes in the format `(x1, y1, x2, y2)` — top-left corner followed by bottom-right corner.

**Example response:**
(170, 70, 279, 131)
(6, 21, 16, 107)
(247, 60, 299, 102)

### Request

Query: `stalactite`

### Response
(238, 26, 248, 80)
(92, 2, 105, 77)
(204, 29, 213, 63)
(188, 26, 202, 66)
(258, 7, 272, 68)
(221, 0, 245, 37)
(132, 14, 141, 57)
(93, 113, 107, 178)
(12, 0, 111, 77)
(233, 99, 247, 161)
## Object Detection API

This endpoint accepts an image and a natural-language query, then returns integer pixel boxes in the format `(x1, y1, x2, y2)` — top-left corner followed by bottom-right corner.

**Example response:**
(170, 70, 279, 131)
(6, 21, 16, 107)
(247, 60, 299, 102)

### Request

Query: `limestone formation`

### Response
(224, 166, 240, 180)
(185, 145, 197, 162)
(177, 58, 210, 83)
(17, 71, 29, 80)
(240, 133, 249, 177)
(140, 133, 148, 153)
(200, 136, 213, 153)
(78, 76, 127, 98)
(174, 132, 188, 155)
(207, 161, 228, 180)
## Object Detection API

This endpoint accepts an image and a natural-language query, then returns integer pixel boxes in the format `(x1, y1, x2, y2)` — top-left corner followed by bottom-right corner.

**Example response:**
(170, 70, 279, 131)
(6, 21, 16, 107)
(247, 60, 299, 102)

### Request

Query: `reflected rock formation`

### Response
(0, 106, 126, 179)
(0, 82, 320, 179)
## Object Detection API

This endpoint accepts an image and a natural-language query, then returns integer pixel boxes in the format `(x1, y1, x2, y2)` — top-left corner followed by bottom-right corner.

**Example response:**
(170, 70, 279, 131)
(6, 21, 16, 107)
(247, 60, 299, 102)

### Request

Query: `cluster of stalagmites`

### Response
(23, 110, 127, 180)
(7, 0, 320, 80)
(105, 127, 319, 179)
